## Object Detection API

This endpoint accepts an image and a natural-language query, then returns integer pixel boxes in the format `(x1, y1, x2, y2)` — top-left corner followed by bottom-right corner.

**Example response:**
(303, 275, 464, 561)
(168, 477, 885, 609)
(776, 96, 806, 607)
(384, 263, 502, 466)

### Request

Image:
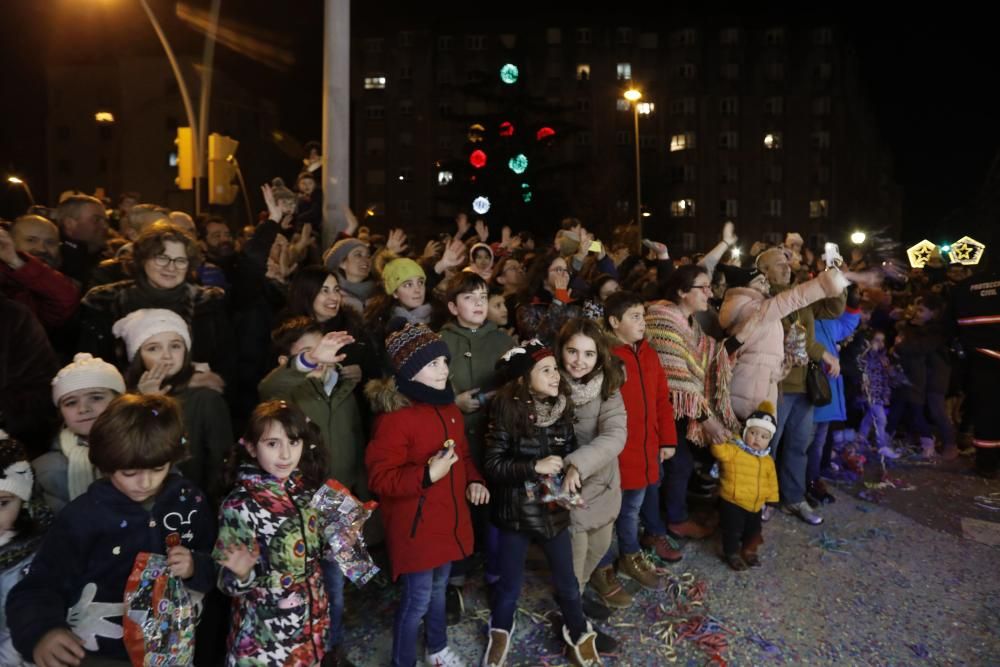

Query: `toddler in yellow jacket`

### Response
(710, 401, 779, 571)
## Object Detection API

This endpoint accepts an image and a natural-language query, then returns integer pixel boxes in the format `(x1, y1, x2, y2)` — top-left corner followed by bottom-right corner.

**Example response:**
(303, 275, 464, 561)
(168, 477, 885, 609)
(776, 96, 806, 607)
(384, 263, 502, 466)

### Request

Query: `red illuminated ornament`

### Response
(536, 127, 556, 141)
(469, 149, 487, 169)
(499, 121, 514, 137)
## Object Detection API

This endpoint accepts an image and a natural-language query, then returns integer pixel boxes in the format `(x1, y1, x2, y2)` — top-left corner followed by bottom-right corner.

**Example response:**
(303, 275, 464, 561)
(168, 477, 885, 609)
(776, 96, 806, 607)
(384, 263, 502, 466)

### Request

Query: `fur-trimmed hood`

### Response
(365, 377, 412, 414)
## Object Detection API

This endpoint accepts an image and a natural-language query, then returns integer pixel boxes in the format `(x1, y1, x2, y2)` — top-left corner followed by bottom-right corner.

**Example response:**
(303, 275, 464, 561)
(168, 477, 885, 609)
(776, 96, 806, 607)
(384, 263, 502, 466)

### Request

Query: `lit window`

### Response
(671, 97, 696, 115)
(720, 97, 739, 115)
(765, 199, 783, 217)
(616, 27, 633, 44)
(670, 133, 695, 152)
(671, 199, 696, 217)
(637, 102, 654, 115)
(577, 64, 591, 81)
(721, 63, 739, 79)
(719, 131, 739, 150)
(546, 28, 562, 45)
(763, 132, 783, 149)
(811, 131, 831, 149)
(765, 28, 785, 46)
(437, 170, 453, 186)
(720, 199, 739, 218)
(576, 28, 592, 44)
(364, 76, 387, 90)
(720, 28, 740, 45)
(764, 96, 784, 115)
(616, 63, 632, 81)
(616, 99, 630, 112)
(809, 199, 829, 218)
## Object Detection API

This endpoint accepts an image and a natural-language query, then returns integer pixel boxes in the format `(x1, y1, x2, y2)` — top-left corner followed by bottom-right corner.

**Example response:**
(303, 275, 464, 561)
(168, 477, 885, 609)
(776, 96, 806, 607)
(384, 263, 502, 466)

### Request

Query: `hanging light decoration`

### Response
(499, 121, 515, 137)
(469, 149, 487, 169)
(536, 126, 556, 141)
(499, 64, 519, 84)
(472, 196, 491, 215)
(508, 154, 528, 174)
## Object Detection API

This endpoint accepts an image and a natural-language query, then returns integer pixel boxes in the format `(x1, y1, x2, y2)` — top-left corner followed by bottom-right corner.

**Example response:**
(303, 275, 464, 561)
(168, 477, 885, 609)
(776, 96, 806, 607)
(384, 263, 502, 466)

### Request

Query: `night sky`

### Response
(2, 2, 997, 244)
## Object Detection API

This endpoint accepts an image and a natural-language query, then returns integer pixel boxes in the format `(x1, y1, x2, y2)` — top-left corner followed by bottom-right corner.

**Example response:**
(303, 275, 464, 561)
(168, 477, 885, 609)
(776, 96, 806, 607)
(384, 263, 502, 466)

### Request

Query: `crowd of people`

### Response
(0, 163, 998, 667)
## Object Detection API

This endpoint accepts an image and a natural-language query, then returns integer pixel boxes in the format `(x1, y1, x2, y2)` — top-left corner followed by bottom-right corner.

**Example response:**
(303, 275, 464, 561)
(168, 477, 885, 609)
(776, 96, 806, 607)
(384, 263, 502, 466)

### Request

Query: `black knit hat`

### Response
(495, 339, 554, 385)
(385, 317, 451, 380)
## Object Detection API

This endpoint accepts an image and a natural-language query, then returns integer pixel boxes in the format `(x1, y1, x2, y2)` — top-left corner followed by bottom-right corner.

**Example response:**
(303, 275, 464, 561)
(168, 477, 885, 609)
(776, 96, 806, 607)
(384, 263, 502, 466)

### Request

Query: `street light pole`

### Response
(624, 88, 643, 241)
(137, 0, 201, 213)
(7, 177, 35, 207)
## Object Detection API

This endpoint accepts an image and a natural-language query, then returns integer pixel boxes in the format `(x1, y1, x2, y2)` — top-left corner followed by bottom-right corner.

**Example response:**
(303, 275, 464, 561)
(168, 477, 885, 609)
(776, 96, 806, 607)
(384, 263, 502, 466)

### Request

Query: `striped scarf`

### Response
(645, 300, 737, 444)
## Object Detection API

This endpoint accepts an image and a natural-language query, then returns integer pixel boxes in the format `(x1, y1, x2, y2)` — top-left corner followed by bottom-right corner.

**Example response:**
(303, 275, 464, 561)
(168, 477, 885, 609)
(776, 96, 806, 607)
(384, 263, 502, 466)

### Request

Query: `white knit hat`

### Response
(52, 353, 126, 405)
(0, 434, 34, 503)
(112, 308, 192, 361)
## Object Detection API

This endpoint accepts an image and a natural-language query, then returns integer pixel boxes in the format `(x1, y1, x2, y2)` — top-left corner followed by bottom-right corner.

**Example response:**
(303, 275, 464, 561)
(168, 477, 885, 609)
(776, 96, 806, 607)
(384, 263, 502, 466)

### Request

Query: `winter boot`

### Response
(482, 621, 513, 667)
(740, 533, 763, 567)
(562, 622, 603, 667)
(616, 552, 664, 590)
(588, 565, 632, 608)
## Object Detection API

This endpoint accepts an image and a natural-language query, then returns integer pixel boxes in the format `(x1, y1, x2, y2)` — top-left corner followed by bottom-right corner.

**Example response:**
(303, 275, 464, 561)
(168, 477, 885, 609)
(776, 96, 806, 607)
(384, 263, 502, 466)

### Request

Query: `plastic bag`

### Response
(310, 480, 380, 586)
(524, 473, 586, 510)
(782, 320, 809, 377)
(122, 552, 196, 667)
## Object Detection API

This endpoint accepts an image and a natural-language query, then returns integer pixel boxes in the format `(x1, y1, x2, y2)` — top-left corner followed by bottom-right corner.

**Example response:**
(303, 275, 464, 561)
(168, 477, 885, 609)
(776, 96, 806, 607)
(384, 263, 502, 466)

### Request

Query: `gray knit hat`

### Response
(324, 237, 369, 273)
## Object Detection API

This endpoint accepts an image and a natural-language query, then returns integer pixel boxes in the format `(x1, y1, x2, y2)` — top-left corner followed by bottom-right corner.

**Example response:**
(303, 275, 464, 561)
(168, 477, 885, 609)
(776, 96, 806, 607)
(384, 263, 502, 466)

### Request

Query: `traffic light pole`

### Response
(139, 0, 201, 214)
(196, 0, 223, 217)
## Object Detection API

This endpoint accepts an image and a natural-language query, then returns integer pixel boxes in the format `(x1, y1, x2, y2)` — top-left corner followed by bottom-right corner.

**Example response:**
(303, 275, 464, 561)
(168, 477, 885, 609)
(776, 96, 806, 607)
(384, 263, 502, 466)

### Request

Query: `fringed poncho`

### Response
(645, 300, 737, 445)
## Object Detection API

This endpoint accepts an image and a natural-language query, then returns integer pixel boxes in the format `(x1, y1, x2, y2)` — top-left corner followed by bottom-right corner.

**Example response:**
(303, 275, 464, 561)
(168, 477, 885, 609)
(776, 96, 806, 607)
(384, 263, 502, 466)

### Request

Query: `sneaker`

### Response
(761, 505, 776, 522)
(877, 446, 902, 460)
(616, 552, 664, 591)
(588, 566, 632, 609)
(562, 622, 604, 667)
(782, 500, 823, 525)
(724, 553, 748, 571)
(426, 646, 466, 667)
(445, 584, 464, 625)
(666, 519, 713, 539)
(640, 533, 683, 563)
(580, 589, 611, 621)
(482, 623, 513, 667)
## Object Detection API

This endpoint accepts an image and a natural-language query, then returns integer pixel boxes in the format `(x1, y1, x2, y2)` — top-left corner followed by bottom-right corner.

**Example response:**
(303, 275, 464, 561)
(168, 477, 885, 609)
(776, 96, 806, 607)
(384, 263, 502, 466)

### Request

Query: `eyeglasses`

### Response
(549, 266, 569, 274)
(152, 255, 190, 269)
(691, 283, 712, 292)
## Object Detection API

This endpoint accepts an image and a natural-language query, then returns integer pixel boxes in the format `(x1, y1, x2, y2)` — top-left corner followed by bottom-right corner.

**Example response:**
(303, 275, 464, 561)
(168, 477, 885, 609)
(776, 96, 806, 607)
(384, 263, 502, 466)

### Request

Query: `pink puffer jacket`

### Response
(719, 270, 849, 419)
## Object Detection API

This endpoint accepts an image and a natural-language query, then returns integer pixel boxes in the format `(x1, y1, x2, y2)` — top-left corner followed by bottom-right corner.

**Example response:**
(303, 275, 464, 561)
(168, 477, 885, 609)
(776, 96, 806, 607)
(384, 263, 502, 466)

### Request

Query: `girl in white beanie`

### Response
(112, 308, 233, 506)
(34, 353, 126, 511)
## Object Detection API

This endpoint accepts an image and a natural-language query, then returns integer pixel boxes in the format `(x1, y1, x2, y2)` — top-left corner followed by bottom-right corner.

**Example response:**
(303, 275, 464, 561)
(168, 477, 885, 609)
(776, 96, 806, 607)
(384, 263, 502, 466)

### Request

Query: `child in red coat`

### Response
(590, 292, 680, 608)
(365, 318, 489, 667)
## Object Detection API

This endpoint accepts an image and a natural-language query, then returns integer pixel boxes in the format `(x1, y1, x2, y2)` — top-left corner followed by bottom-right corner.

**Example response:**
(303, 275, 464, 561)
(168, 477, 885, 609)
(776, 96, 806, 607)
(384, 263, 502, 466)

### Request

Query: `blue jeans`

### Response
(391, 562, 451, 667)
(663, 419, 693, 523)
(806, 421, 830, 486)
(321, 560, 345, 650)
(772, 393, 814, 505)
(491, 528, 587, 642)
(598, 484, 650, 568)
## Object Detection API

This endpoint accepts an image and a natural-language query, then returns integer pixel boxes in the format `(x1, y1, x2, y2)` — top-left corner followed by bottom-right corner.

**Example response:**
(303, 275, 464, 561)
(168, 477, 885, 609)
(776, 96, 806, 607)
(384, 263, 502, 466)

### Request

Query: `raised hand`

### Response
(138, 361, 173, 395)
(455, 212, 470, 239)
(435, 238, 467, 274)
(722, 221, 737, 246)
(386, 228, 408, 255)
(261, 183, 282, 223)
(310, 331, 356, 365)
(422, 239, 443, 261)
(475, 219, 489, 243)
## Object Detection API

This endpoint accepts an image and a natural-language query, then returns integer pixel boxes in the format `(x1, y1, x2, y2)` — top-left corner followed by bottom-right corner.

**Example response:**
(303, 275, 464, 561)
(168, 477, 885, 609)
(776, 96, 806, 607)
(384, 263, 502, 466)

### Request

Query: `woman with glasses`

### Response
(78, 222, 236, 390)
(513, 250, 584, 345)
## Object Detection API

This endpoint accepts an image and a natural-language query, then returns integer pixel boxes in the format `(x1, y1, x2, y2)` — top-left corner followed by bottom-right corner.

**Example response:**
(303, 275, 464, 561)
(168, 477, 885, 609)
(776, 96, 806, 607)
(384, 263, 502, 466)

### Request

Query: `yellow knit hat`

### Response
(382, 258, 426, 296)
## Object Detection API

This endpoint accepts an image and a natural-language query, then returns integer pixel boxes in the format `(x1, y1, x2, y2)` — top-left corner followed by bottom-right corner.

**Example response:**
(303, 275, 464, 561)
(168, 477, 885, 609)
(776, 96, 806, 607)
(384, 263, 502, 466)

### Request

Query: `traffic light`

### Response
(175, 127, 194, 190)
(207, 133, 239, 205)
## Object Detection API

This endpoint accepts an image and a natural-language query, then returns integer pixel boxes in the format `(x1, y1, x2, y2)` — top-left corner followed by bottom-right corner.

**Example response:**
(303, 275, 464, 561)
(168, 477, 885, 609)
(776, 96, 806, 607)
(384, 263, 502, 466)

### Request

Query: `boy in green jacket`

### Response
(437, 271, 515, 624)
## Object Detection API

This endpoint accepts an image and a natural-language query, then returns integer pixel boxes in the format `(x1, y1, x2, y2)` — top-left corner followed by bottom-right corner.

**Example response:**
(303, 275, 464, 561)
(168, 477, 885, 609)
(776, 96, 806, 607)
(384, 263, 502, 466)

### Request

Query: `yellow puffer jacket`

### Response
(711, 440, 779, 512)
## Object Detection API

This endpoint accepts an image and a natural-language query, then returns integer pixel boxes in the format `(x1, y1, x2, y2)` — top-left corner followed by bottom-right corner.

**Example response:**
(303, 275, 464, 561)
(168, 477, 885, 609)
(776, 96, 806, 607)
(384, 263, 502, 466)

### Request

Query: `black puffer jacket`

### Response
(484, 404, 577, 541)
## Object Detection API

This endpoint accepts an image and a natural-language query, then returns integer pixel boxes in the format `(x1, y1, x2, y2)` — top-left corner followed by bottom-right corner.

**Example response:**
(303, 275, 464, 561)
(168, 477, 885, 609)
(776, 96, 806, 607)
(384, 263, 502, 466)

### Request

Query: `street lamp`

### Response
(624, 87, 643, 240)
(7, 176, 35, 206)
(850, 231, 866, 245)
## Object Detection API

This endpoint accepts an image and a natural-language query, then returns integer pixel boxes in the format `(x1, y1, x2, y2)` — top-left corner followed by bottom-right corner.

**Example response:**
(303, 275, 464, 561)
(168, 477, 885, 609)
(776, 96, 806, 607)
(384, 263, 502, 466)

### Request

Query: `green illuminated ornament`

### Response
(508, 154, 528, 174)
(500, 64, 519, 84)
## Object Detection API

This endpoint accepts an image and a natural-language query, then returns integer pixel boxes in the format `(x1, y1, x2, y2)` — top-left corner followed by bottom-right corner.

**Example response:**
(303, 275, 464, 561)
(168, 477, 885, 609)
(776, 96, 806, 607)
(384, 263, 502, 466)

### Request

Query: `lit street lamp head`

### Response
(624, 89, 642, 102)
(850, 231, 867, 245)
(7, 176, 23, 185)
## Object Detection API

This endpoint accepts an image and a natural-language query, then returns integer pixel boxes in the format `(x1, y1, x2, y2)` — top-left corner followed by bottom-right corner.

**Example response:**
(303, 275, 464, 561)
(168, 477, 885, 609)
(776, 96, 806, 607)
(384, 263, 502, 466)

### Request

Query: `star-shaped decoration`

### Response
(907, 240, 938, 268)
(949, 236, 985, 266)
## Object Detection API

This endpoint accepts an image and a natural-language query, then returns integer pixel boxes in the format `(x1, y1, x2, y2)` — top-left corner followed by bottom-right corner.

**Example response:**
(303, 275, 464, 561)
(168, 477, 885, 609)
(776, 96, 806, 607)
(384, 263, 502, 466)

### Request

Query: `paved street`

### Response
(341, 455, 1000, 666)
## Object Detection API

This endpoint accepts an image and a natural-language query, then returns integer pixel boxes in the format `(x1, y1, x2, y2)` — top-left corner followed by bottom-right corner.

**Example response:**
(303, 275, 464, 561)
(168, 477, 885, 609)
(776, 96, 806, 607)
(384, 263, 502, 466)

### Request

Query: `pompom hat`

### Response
(52, 353, 126, 405)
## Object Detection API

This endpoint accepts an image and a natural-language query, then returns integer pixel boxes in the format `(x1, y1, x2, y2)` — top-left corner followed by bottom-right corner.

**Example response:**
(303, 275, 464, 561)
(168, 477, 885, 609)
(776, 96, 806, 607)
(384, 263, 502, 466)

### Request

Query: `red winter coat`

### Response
(365, 378, 482, 579)
(613, 340, 678, 490)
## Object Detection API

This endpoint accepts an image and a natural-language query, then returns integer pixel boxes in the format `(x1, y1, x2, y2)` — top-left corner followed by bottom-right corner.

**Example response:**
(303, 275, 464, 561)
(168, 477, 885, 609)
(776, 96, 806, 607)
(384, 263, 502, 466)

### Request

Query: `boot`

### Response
(740, 533, 763, 567)
(667, 519, 713, 539)
(640, 533, 683, 562)
(580, 588, 611, 621)
(587, 566, 632, 608)
(724, 553, 748, 571)
(482, 621, 513, 667)
(547, 612, 618, 654)
(919, 436, 938, 460)
(562, 621, 603, 667)
(616, 552, 664, 591)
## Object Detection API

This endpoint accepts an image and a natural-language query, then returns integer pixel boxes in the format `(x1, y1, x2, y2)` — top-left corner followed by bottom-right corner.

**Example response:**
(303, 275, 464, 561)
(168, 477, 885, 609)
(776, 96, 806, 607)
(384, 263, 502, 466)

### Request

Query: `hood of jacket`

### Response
(718, 286, 765, 331)
(365, 376, 411, 414)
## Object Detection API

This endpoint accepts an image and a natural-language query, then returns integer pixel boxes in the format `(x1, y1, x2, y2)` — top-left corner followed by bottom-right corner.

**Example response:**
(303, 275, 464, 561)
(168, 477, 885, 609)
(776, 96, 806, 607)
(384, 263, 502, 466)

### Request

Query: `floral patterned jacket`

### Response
(214, 465, 328, 667)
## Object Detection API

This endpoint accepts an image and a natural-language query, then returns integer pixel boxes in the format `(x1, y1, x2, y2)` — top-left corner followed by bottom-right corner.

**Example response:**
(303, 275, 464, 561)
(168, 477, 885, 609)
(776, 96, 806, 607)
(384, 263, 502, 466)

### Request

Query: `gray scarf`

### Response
(564, 371, 604, 407)
(532, 394, 568, 427)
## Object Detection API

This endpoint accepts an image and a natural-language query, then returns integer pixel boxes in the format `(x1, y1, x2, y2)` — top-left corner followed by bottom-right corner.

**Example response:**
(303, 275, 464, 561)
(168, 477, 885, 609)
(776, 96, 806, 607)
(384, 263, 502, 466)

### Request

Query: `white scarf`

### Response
(59, 427, 98, 501)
